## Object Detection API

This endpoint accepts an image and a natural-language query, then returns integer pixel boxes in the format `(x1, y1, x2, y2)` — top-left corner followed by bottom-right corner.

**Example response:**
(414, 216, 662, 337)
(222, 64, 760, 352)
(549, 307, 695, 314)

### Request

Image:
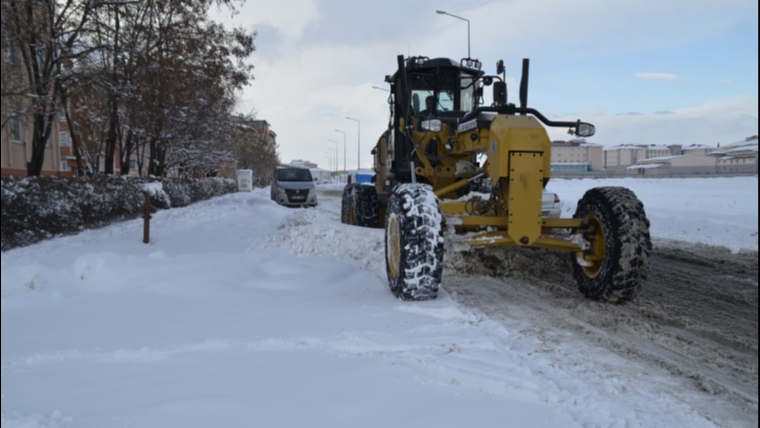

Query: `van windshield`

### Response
(277, 168, 313, 182)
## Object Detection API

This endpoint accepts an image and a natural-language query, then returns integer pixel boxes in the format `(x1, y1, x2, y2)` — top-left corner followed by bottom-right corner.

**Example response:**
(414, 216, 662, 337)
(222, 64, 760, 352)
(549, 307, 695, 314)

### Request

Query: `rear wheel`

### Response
(572, 186, 651, 303)
(354, 185, 380, 228)
(385, 183, 444, 300)
(341, 184, 359, 224)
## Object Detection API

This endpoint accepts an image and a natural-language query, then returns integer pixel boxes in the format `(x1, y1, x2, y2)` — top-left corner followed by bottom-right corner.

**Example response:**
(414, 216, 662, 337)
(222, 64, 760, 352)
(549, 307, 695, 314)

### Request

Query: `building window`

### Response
(60, 160, 69, 171)
(59, 131, 70, 147)
(3, 28, 16, 64)
(10, 115, 22, 142)
(129, 158, 137, 170)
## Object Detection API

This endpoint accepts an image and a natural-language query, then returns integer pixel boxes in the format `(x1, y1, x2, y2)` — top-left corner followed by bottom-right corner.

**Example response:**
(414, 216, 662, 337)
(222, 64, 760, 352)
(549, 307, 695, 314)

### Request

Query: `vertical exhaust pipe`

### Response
(519, 58, 529, 114)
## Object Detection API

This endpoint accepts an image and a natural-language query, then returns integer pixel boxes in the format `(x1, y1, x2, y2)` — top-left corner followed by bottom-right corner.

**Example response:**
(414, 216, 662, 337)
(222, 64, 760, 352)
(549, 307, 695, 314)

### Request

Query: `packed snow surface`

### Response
(1, 176, 757, 427)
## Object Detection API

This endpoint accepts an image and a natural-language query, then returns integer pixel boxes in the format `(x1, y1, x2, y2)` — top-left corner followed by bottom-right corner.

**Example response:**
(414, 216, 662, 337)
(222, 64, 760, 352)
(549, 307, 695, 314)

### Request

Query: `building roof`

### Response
(552, 139, 602, 148)
(723, 135, 758, 146)
(604, 144, 646, 151)
(627, 163, 664, 170)
(682, 144, 716, 150)
(726, 144, 758, 154)
(646, 145, 671, 151)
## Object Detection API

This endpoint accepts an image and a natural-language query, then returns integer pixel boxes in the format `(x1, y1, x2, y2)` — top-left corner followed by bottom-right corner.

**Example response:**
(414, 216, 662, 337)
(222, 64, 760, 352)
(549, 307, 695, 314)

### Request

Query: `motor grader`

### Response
(341, 55, 651, 303)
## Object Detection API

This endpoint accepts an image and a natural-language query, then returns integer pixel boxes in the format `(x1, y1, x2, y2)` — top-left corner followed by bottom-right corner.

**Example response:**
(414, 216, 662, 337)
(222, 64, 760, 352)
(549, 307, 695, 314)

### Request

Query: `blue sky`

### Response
(213, 0, 758, 169)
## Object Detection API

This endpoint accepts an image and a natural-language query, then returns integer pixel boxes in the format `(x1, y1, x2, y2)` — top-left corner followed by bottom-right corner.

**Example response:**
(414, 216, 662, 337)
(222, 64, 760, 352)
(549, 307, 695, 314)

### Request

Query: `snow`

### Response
(726, 144, 758, 153)
(627, 163, 664, 169)
(2, 177, 757, 427)
(547, 177, 757, 253)
(141, 182, 164, 196)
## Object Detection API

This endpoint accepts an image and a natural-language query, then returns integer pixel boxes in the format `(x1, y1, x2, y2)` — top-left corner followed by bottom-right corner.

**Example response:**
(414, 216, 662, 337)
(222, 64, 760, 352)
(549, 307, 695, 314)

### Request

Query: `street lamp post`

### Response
(346, 117, 360, 170)
(324, 154, 332, 172)
(328, 139, 339, 173)
(436, 10, 470, 58)
(326, 147, 335, 172)
(335, 129, 346, 175)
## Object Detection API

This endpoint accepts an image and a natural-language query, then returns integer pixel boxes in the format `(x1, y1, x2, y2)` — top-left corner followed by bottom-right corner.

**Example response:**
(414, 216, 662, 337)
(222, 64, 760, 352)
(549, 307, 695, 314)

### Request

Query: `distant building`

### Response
(626, 155, 718, 176)
(603, 145, 648, 173)
(551, 139, 603, 172)
(711, 136, 758, 174)
(1, 37, 66, 176)
(618, 137, 758, 176)
(682, 144, 719, 157)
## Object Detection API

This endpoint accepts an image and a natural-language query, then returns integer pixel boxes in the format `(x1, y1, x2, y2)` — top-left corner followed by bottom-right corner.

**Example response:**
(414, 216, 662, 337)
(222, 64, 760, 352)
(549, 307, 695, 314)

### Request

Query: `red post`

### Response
(142, 191, 157, 243)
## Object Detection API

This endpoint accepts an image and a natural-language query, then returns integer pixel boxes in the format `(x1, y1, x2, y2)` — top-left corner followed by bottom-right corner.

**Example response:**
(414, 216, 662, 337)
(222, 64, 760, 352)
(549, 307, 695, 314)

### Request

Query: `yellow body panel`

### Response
(486, 115, 551, 181)
(505, 152, 544, 245)
(385, 112, 586, 253)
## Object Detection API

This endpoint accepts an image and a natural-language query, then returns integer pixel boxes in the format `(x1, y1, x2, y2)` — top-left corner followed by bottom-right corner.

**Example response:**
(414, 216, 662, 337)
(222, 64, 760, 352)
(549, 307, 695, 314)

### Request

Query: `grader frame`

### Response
(342, 55, 650, 303)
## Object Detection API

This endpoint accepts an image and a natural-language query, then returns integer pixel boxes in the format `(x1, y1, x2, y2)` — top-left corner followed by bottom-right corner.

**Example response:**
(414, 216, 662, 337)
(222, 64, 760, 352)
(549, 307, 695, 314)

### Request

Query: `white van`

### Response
(270, 166, 318, 207)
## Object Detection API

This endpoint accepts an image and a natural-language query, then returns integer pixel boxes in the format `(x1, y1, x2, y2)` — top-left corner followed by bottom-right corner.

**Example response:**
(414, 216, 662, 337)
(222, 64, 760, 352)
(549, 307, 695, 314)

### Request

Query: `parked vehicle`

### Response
(270, 166, 318, 207)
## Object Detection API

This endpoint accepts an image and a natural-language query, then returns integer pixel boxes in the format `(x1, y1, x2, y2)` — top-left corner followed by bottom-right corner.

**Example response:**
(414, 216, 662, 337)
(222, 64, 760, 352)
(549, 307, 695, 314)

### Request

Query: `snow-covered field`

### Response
(1, 176, 757, 427)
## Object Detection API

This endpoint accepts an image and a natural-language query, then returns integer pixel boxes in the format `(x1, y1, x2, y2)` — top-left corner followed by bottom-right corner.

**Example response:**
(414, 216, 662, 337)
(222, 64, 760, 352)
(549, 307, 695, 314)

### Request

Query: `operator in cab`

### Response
(419, 95, 437, 118)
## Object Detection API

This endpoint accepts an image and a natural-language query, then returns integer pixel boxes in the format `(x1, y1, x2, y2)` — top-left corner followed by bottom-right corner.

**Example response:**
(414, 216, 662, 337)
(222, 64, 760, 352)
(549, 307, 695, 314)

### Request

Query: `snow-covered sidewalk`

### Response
(1, 177, 757, 427)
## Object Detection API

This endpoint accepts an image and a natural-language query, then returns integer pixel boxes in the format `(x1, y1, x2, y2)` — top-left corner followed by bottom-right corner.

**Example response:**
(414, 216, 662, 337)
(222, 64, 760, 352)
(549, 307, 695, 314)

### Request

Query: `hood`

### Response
(277, 181, 314, 190)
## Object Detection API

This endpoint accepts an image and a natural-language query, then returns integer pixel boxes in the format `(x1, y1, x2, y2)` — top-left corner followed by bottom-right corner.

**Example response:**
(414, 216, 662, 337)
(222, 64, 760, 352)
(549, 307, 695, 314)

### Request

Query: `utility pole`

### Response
(335, 129, 346, 174)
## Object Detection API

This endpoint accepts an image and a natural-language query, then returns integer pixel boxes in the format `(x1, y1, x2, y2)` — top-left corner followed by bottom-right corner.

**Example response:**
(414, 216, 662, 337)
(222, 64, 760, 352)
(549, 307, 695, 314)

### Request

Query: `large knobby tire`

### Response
(573, 186, 652, 303)
(385, 183, 444, 300)
(341, 184, 359, 224)
(354, 185, 380, 228)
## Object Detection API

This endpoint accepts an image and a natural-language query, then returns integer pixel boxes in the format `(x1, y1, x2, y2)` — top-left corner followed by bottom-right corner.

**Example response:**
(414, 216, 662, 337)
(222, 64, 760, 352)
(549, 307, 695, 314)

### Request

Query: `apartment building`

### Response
(550, 139, 604, 172)
(1, 6, 65, 177)
(603, 145, 648, 173)
(616, 138, 758, 176)
(713, 136, 758, 174)
(682, 144, 718, 156)
(1, 108, 66, 177)
(626, 154, 718, 176)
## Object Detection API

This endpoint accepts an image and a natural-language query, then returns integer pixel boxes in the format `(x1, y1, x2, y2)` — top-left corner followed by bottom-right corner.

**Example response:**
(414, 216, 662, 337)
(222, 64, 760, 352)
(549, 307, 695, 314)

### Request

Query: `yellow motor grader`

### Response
(341, 55, 651, 303)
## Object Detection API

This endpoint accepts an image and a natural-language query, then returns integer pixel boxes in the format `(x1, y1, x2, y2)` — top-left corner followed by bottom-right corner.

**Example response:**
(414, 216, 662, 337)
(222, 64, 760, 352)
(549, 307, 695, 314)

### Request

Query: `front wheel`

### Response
(385, 183, 444, 300)
(572, 186, 652, 303)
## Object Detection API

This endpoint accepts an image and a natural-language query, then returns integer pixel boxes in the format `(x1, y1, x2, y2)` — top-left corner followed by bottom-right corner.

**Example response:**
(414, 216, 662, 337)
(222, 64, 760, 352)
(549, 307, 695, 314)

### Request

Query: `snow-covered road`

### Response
(1, 177, 757, 427)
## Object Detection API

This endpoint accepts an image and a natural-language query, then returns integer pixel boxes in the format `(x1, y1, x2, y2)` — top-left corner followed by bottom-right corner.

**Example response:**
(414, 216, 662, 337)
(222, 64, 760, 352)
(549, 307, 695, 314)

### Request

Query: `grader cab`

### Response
(341, 55, 651, 303)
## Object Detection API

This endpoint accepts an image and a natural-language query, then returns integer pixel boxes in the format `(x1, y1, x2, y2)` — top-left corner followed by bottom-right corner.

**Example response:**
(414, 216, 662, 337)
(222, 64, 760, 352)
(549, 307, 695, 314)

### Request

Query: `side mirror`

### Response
(493, 81, 507, 106)
(496, 60, 505, 75)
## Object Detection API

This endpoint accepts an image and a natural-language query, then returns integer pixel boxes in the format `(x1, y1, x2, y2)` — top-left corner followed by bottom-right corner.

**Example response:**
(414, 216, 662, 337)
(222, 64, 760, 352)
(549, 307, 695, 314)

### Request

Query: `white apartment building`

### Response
(611, 137, 758, 176)
(550, 139, 604, 172)
(712, 136, 758, 174)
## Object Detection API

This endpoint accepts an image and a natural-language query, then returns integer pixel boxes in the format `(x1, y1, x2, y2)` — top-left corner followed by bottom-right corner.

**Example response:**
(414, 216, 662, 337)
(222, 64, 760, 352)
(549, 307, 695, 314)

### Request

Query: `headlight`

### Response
(421, 119, 442, 132)
(576, 122, 595, 137)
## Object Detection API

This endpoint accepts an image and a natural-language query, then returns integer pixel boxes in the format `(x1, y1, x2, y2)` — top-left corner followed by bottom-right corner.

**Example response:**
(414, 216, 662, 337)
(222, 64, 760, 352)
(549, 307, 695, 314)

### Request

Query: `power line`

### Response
(455, 0, 496, 13)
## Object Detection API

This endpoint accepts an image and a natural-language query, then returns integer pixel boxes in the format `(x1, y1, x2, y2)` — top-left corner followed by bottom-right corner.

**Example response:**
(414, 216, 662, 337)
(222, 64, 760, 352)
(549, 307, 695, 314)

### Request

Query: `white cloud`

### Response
(635, 73, 680, 81)
(210, 0, 319, 40)
(546, 96, 759, 146)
